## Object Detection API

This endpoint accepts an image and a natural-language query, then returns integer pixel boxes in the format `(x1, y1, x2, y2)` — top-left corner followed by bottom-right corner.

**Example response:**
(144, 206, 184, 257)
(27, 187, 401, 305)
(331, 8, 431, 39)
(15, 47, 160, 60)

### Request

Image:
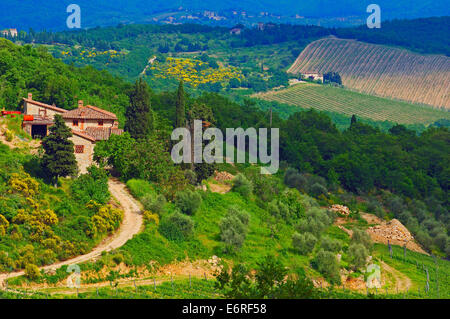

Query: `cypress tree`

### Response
(41, 114, 77, 184)
(175, 80, 186, 128)
(125, 77, 153, 140)
(350, 114, 357, 127)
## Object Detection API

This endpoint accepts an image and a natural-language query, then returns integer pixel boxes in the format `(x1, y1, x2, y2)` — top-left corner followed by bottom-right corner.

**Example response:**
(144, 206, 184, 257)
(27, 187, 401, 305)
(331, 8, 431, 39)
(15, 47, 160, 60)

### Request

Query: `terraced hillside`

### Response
(288, 37, 450, 109)
(253, 83, 450, 124)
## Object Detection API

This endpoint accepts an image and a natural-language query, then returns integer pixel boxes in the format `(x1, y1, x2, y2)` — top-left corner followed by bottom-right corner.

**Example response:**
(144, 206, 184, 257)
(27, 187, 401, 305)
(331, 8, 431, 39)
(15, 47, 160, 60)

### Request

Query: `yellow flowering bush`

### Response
(143, 211, 159, 225)
(90, 203, 123, 235)
(8, 172, 39, 197)
(0, 214, 9, 236)
(150, 57, 243, 87)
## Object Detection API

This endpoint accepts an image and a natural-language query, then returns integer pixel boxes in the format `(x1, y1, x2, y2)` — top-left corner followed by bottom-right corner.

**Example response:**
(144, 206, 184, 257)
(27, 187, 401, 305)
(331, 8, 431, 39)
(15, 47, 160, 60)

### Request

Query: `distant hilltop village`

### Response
(22, 94, 123, 174)
(0, 28, 18, 37)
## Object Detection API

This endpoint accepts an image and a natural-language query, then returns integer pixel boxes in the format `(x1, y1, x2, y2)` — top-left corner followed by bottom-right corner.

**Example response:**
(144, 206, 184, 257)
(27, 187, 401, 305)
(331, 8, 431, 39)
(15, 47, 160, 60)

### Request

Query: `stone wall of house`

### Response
(66, 119, 116, 131)
(69, 134, 95, 174)
(24, 101, 64, 119)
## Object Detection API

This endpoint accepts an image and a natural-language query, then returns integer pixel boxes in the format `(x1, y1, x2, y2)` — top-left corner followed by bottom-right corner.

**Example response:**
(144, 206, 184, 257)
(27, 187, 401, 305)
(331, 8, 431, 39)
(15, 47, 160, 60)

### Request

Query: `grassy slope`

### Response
(119, 188, 322, 277)
(5, 176, 450, 299)
(373, 244, 450, 298)
(253, 83, 450, 125)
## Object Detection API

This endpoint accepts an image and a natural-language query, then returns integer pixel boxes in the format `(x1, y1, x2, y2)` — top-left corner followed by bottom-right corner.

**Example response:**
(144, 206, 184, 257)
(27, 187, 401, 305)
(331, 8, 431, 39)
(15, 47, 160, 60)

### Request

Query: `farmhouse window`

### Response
(73, 120, 79, 126)
(98, 120, 104, 126)
(75, 145, 84, 154)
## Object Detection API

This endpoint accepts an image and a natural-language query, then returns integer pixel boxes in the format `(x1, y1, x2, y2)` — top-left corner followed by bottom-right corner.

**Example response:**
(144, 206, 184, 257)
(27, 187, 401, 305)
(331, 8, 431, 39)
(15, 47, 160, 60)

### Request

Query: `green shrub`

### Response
(313, 249, 341, 285)
(142, 193, 167, 215)
(126, 179, 154, 199)
(292, 232, 317, 255)
(4, 129, 14, 142)
(24, 264, 41, 280)
(416, 230, 433, 251)
(112, 253, 124, 265)
(279, 188, 306, 219)
(174, 189, 202, 215)
(268, 200, 291, 221)
(352, 229, 372, 251)
(348, 243, 369, 270)
(249, 171, 281, 202)
(231, 174, 253, 198)
(384, 195, 405, 216)
(321, 237, 342, 253)
(159, 211, 194, 241)
(434, 233, 448, 252)
(71, 166, 110, 204)
(227, 206, 250, 226)
(220, 207, 250, 252)
(296, 207, 331, 238)
(184, 170, 197, 185)
(310, 183, 328, 198)
(284, 168, 307, 191)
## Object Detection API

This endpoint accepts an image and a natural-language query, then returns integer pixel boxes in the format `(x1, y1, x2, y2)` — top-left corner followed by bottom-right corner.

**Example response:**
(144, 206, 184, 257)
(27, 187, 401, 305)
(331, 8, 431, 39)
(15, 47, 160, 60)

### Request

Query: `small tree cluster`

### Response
(216, 255, 317, 299)
(295, 207, 332, 238)
(70, 166, 110, 205)
(159, 211, 194, 241)
(292, 232, 317, 255)
(320, 237, 342, 253)
(312, 249, 341, 285)
(220, 207, 250, 252)
(174, 189, 202, 215)
(232, 174, 253, 198)
(284, 168, 329, 198)
(348, 229, 372, 270)
(323, 72, 342, 85)
(141, 193, 167, 215)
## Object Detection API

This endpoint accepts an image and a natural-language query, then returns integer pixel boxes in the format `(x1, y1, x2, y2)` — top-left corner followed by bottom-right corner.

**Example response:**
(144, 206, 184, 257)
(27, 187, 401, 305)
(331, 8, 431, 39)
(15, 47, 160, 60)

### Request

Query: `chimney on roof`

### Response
(78, 100, 84, 108)
(28, 93, 32, 100)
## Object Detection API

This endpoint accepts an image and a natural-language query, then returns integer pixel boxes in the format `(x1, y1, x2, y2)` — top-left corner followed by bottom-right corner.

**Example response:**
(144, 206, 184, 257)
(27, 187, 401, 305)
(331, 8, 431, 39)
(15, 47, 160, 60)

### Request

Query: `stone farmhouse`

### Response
(22, 93, 123, 174)
(301, 72, 323, 82)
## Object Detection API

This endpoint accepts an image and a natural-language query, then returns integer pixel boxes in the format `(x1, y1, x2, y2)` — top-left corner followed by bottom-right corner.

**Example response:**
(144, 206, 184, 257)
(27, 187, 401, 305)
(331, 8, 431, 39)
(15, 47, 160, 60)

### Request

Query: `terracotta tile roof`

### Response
(71, 130, 96, 142)
(23, 98, 67, 114)
(85, 127, 124, 141)
(62, 105, 117, 120)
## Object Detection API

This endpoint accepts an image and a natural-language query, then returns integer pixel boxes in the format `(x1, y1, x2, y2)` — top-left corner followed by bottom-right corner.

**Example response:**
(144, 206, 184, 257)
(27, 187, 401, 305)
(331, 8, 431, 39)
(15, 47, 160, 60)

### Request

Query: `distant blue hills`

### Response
(1, 0, 449, 31)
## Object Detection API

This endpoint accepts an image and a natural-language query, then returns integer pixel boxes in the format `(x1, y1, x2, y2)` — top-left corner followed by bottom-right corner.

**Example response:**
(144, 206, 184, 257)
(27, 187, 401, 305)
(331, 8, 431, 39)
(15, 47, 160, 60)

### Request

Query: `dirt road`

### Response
(0, 179, 143, 288)
(381, 261, 412, 292)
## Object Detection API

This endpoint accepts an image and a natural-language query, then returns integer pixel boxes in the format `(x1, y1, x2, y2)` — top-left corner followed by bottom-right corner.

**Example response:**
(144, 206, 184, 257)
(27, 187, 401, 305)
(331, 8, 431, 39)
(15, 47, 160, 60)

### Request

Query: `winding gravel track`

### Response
(0, 179, 143, 288)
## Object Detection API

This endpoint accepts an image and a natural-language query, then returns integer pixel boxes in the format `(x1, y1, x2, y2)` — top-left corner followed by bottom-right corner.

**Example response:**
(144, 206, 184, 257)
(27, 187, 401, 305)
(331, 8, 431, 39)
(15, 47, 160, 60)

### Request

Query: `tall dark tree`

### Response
(188, 102, 216, 182)
(41, 114, 77, 184)
(125, 77, 153, 140)
(350, 114, 357, 127)
(175, 80, 186, 128)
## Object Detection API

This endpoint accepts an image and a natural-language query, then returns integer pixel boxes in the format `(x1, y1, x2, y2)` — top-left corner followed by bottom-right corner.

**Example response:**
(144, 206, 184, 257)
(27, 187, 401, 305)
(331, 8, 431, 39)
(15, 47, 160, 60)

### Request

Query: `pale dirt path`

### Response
(0, 179, 143, 288)
(381, 261, 412, 292)
(140, 56, 157, 76)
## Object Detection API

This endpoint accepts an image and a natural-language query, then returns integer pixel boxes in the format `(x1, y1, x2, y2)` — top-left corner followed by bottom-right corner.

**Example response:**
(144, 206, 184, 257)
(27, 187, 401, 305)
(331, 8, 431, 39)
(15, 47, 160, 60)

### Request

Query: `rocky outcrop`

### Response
(329, 204, 351, 216)
(214, 171, 234, 182)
